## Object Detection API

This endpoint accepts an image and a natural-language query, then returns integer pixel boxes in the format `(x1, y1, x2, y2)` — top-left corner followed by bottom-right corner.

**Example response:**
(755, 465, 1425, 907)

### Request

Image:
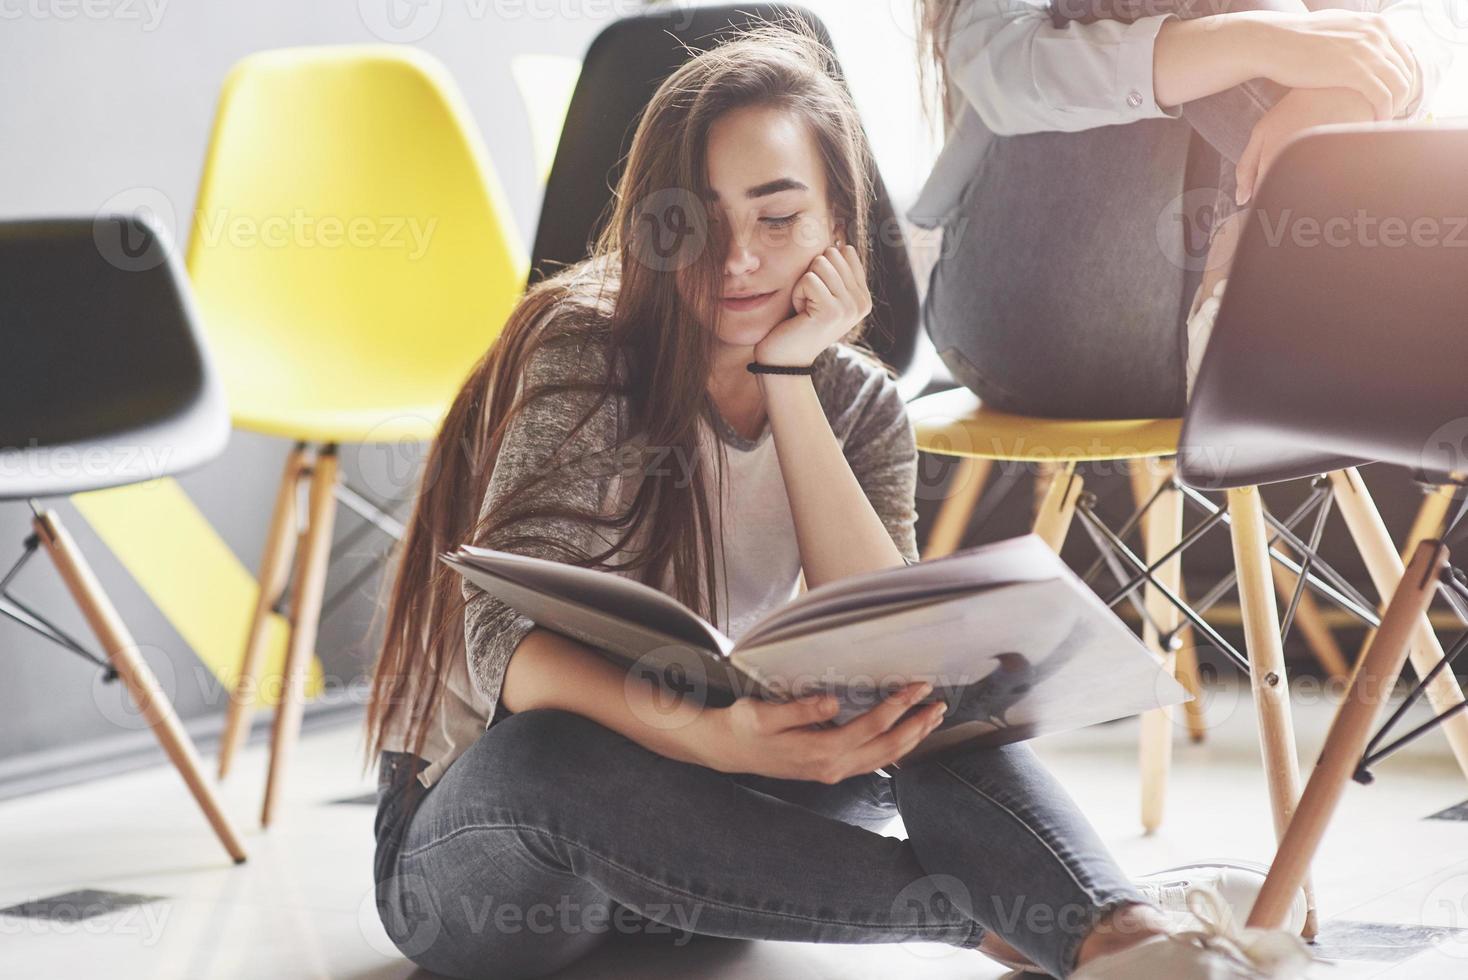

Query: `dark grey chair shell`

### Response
(0, 216, 229, 499)
(1178, 124, 1468, 490)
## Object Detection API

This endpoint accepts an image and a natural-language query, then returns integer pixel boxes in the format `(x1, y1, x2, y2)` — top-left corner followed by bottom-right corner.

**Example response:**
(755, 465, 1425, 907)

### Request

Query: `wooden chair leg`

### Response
(1136, 459, 1184, 834)
(1227, 486, 1319, 938)
(218, 443, 310, 780)
(1248, 541, 1447, 930)
(261, 445, 339, 828)
(1032, 460, 1081, 554)
(33, 508, 248, 863)
(1351, 481, 1458, 679)
(1328, 469, 1468, 783)
(923, 456, 992, 559)
(1173, 642, 1209, 744)
(1129, 461, 1208, 744)
(1032, 461, 1057, 521)
(1269, 547, 1350, 683)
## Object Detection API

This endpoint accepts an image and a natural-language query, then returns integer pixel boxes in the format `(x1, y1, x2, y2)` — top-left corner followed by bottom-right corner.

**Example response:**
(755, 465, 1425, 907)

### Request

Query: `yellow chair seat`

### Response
(908, 387, 1182, 463)
(212, 310, 474, 442)
(232, 396, 451, 444)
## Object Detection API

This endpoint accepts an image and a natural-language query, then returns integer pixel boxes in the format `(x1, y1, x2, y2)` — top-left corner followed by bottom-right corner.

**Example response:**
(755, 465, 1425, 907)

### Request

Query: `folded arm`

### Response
(942, 0, 1452, 138)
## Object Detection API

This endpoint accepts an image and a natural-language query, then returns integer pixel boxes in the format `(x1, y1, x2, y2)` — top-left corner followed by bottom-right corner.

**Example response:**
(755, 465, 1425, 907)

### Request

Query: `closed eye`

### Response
(761, 213, 800, 227)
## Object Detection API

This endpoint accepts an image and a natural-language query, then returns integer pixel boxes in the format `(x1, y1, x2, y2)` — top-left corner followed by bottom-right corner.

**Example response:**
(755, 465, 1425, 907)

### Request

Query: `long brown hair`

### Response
(363, 21, 888, 770)
(914, 0, 965, 131)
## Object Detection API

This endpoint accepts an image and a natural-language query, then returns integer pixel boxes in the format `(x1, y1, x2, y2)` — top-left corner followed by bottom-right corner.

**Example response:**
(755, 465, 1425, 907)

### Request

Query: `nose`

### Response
(724, 220, 760, 279)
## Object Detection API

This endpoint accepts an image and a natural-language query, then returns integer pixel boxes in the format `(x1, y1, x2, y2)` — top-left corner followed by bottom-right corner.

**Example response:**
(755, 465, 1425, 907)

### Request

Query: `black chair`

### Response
(0, 216, 246, 863)
(1175, 124, 1468, 929)
(528, 3, 926, 389)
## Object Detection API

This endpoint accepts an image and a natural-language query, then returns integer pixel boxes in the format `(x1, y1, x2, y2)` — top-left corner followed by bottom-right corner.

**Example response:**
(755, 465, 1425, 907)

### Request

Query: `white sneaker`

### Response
(1135, 858, 1309, 935)
(1070, 885, 1321, 979)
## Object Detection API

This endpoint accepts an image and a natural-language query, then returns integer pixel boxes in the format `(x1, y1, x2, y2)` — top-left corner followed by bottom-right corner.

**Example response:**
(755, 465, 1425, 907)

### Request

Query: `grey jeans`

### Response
(925, 0, 1290, 419)
(373, 707, 1148, 980)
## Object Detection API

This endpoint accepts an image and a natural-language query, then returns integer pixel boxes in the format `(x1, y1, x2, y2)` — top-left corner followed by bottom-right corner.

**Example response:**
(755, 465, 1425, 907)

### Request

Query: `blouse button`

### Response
(1126, 90, 1143, 109)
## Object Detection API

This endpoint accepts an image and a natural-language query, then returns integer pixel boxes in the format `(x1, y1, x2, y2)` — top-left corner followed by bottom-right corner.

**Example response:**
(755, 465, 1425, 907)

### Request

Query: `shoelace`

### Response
(1166, 886, 1327, 978)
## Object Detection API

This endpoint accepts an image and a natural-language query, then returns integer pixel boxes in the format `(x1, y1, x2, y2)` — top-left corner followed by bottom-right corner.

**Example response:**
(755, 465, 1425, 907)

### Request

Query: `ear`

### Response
(832, 218, 848, 248)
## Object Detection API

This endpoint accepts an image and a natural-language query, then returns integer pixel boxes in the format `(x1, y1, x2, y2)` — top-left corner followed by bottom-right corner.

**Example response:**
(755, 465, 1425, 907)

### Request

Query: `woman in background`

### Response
(913, 0, 1450, 417)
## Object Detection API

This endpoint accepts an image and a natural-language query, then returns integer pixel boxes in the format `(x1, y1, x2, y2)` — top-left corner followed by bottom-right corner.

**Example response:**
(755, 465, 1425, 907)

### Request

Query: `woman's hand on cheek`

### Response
(753, 244, 872, 367)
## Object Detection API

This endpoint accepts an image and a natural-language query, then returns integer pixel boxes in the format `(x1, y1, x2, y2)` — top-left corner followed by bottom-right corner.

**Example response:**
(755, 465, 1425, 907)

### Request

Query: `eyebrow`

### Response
(745, 178, 808, 198)
(707, 178, 810, 202)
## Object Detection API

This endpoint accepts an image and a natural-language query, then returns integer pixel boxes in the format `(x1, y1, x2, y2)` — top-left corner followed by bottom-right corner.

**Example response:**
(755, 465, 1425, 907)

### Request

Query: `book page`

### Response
(740, 534, 1060, 642)
(449, 545, 732, 654)
(446, 557, 752, 702)
(729, 577, 1190, 750)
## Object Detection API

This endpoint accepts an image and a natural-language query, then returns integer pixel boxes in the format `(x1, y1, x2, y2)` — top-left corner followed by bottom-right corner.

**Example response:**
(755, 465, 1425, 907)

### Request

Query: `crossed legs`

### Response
(378, 708, 1170, 979)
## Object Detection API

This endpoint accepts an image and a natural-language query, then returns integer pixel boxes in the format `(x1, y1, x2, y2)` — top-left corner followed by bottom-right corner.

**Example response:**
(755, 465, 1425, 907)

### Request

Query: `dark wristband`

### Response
(747, 362, 815, 375)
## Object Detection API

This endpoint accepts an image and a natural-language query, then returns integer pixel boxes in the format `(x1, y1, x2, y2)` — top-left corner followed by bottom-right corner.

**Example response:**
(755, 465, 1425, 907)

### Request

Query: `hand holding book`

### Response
(696, 681, 948, 783)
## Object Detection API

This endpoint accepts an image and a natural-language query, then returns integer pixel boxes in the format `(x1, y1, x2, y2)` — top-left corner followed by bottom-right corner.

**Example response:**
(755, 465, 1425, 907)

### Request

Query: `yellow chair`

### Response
(188, 45, 527, 826)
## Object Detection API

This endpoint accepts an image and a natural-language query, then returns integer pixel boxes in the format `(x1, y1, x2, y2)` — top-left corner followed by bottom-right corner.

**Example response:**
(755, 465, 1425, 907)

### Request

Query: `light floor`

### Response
(4, 673, 1468, 979)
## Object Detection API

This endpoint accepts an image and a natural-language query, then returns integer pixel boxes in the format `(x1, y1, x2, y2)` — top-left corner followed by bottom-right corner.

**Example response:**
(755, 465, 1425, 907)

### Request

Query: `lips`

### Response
(721, 290, 775, 311)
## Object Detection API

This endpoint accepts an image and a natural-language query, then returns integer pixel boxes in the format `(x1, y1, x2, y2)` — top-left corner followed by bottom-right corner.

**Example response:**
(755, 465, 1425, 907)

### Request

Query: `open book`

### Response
(441, 533, 1191, 768)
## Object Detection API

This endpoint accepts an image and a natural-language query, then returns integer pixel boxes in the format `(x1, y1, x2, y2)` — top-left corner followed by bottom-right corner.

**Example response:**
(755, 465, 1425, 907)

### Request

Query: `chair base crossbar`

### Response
(1073, 472, 1405, 678)
(1, 525, 117, 680)
(1354, 568, 1468, 782)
